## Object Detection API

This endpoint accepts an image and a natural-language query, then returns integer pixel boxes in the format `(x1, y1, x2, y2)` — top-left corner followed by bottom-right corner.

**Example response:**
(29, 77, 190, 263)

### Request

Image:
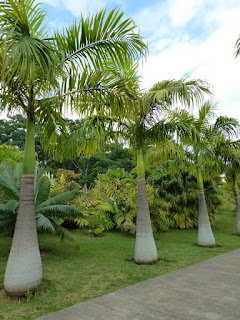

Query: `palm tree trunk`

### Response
(197, 166, 215, 247)
(134, 148, 158, 264)
(4, 118, 42, 297)
(232, 174, 240, 235)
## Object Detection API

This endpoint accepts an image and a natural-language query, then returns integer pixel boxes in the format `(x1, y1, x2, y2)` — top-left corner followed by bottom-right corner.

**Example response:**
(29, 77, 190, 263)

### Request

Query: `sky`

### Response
(20, 0, 240, 120)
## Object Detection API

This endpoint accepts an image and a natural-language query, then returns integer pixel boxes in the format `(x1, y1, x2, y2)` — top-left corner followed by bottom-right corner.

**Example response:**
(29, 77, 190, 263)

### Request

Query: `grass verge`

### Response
(0, 208, 239, 320)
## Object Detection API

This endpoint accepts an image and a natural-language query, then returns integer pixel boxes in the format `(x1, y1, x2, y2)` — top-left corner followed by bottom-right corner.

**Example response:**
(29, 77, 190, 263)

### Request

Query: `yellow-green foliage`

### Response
(50, 169, 81, 197)
(74, 169, 137, 233)
(0, 144, 23, 165)
(74, 168, 171, 233)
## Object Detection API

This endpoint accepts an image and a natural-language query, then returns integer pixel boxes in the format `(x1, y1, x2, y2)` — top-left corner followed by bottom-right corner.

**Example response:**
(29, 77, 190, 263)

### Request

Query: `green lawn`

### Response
(0, 208, 239, 320)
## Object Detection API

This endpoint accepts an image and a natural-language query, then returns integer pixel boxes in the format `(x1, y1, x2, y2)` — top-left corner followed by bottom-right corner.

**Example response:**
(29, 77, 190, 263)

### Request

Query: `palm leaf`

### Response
(35, 175, 50, 210)
(0, 200, 18, 214)
(39, 190, 80, 208)
(0, 175, 19, 200)
(53, 223, 80, 249)
(56, 7, 147, 69)
(0, 0, 57, 88)
(146, 78, 212, 108)
(198, 101, 217, 123)
(213, 116, 239, 137)
(36, 213, 79, 248)
(36, 212, 55, 233)
(38, 205, 84, 218)
(235, 34, 240, 58)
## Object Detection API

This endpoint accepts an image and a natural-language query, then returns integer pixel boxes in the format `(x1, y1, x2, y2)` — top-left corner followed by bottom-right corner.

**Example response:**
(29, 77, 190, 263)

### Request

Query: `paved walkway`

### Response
(37, 249, 240, 320)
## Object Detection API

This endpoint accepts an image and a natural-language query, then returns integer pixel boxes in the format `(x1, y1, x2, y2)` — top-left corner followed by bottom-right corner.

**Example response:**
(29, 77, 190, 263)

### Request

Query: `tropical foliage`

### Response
(0, 161, 85, 247)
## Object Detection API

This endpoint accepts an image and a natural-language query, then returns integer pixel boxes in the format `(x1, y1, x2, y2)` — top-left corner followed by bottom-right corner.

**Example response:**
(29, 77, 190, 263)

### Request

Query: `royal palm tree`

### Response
(130, 90, 207, 264)
(216, 138, 240, 235)
(0, 0, 147, 296)
(235, 34, 240, 57)
(64, 73, 211, 264)
(179, 102, 239, 246)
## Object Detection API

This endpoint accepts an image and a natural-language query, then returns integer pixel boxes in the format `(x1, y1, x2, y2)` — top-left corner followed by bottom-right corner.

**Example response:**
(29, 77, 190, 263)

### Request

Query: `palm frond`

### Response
(0, 175, 19, 200)
(0, 161, 15, 185)
(198, 101, 217, 123)
(35, 175, 50, 210)
(53, 223, 80, 249)
(213, 116, 239, 137)
(36, 212, 55, 233)
(0, 200, 18, 214)
(146, 78, 212, 108)
(56, 7, 147, 69)
(62, 116, 120, 160)
(38, 205, 84, 218)
(235, 34, 240, 58)
(36, 213, 79, 248)
(39, 190, 80, 208)
(0, 0, 57, 88)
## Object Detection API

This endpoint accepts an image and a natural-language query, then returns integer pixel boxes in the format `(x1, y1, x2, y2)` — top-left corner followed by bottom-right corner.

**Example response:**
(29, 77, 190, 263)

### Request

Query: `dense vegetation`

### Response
(0, 1, 240, 318)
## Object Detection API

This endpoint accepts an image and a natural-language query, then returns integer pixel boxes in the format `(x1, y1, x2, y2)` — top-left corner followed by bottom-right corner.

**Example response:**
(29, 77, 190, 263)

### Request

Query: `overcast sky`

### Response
(11, 0, 240, 120)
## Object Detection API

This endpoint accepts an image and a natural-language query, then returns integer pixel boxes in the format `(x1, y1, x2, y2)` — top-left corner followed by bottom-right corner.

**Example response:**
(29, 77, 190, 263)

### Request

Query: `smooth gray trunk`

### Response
(198, 190, 215, 247)
(134, 178, 158, 264)
(235, 196, 240, 235)
(4, 174, 42, 297)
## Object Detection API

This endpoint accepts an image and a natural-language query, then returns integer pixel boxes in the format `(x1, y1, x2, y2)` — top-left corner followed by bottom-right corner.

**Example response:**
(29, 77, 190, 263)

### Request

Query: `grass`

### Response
(0, 207, 239, 320)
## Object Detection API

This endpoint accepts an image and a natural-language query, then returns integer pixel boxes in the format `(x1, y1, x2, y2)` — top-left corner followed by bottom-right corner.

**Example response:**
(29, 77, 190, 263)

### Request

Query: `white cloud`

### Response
(42, 0, 122, 17)
(41, 0, 61, 8)
(137, 1, 240, 120)
(63, 0, 107, 17)
(168, 0, 201, 27)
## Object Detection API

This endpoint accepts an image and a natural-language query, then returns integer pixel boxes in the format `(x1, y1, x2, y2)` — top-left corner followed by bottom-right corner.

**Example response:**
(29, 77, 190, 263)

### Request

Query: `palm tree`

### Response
(216, 138, 240, 235)
(64, 74, 211, 264)
(131, 94, 205, 264)
(235, 34, 240, 57)
(0, 161, 85, 246)
(0, 0, 147, 296)
(179, 102, 239, 246)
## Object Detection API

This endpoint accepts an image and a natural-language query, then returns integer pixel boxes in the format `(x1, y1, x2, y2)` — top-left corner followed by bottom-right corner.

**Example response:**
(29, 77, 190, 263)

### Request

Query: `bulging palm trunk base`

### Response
(198, 190, 215, 247)
(235, 196, 240, 236)
(134, 179, 158, 264)
(4, 174, 42, 297)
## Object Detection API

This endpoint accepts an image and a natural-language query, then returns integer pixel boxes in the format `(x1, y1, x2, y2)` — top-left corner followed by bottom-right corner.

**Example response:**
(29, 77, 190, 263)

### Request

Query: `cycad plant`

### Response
(0, 0, 147, 296)
(0, 161, 85, 246)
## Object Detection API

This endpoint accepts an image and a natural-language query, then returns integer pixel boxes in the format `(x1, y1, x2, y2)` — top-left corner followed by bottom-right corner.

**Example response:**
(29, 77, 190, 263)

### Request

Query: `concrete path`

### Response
(37, 250, 240, 320)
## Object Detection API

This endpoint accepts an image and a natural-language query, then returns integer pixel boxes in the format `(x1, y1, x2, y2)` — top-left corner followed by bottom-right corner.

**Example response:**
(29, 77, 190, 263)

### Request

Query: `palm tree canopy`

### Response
(0, 1, 148, 134)
(235, 34, 240, 58)
(145, 78, 212, 110)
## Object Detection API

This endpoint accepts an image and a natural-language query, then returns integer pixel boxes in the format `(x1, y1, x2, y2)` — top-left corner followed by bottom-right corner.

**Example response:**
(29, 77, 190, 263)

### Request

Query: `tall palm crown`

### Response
(0, 1, 148, 135)
(180, 101, 239, 247)
(61, 67, 212, 264)
(216, 137, 240, 235)
(0, 0, 147, 297)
